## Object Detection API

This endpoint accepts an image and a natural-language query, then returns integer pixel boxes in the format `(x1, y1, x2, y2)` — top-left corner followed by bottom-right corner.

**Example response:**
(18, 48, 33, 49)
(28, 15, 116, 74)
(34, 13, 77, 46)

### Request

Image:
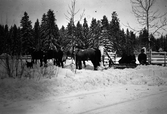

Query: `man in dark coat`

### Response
(138, 49, 147, 65)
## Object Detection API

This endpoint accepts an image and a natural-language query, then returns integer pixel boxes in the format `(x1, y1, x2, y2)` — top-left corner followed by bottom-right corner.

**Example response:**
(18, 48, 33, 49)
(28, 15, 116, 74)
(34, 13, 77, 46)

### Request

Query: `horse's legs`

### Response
(83, 61, 86, 68)
(53, 59, 56, 65)
(91, 59, 98, 70)
(43, 57, 47, 67)
(31, 58, 34, 64)
(40, 58, 43, 67)
(78, 60, 82, 70)
(75, 57, 78, 69)
(60, 59, 64, 68)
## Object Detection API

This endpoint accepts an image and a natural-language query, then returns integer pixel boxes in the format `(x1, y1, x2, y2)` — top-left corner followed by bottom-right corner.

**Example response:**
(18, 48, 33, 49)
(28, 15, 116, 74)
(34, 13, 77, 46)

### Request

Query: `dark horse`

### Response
(43, 48, 64, 68)
(31, 49, 44, 67)
(74, 47, 101, 70)
(30, 47, 64, 68)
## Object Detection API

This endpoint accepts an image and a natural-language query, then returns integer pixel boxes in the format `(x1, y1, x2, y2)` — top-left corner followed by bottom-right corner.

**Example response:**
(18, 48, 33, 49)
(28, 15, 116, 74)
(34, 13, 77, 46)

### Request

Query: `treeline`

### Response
(0, 9, 167, 56)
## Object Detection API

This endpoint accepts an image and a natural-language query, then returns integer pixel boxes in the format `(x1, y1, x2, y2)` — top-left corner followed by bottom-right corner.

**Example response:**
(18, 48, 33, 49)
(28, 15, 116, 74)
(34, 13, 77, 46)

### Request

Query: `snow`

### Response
(1, 60, 167, 114)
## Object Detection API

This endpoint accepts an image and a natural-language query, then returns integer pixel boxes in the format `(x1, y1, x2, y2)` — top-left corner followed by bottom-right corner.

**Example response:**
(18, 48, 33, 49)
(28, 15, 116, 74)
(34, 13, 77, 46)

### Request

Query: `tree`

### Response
(9, 24, 21, 55)
(125, 29, 136, 55)
(109, 11, 122, 54)
(101, 15, 109, 30)
(138, 28, 149, 48)
(82, 18, 90, 48)
(40, 9, 59, 51)
(131, 0, 167, 36)
(20, 12, 33, 55)
(75, 21, 84, 46)
(66, 19, 76, 48)
(40, 13, 47, 50)
(0, 24, 7, 54)
(59, 26, 68, 50)
(100, 15, 112, 51)
(89, 18, 102, 48)
(33, 19, 40, 50)
(65, 0, 85, 47)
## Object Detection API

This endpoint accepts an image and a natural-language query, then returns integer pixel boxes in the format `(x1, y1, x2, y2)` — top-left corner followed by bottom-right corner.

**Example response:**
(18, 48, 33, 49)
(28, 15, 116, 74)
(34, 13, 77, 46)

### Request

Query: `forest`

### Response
(0, 9, 167, 57)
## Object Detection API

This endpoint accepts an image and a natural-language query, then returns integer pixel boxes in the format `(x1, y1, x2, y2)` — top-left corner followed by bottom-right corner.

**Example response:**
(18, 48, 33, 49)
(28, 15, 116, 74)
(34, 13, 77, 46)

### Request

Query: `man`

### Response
(138, 48, 147, 65)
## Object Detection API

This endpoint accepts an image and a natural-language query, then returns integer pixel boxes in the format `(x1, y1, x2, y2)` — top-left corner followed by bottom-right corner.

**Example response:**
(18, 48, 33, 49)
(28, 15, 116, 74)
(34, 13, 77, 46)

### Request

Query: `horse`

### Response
(75, 47, 101, 70)
(43, 48, 64, 68)
(30, 45, 64, 68)
(65, 45, 87, 68)
(30, 49, 44, 67)
(26, 60, 33, 68)
(65, 44, 104, 70)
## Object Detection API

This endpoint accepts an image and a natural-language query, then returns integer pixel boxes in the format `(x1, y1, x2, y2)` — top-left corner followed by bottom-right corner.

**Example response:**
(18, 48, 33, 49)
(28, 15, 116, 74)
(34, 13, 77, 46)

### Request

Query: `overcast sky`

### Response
(0, 0, 167, 35)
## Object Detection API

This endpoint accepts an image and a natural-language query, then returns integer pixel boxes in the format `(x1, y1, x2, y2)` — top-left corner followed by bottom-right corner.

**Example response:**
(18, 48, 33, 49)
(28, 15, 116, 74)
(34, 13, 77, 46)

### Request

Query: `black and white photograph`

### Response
(0, 0, 167, 114)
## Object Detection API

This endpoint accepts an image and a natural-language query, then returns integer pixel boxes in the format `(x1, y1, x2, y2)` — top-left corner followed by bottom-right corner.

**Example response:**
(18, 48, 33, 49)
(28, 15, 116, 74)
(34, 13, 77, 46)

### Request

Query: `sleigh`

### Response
(112, 63, 137, 69)
(103, 51, 137, 69)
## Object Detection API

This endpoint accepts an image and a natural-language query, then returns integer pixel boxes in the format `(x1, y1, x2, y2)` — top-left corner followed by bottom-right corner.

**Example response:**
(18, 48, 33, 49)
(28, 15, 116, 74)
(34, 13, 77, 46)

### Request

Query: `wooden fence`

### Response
(0, 55, 31, 60)
(103, 51, 117, 66)
(104, 51, 167, 67)
(147, 51, 167, 66)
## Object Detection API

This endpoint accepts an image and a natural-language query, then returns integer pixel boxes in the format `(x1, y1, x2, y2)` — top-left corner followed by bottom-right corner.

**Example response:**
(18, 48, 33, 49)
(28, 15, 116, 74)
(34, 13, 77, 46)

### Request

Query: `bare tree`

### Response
(131, 0, 167, 36)
(130, 0, 167, 63)
(65, 0, 85, 25)
(64, 0, 85, 70)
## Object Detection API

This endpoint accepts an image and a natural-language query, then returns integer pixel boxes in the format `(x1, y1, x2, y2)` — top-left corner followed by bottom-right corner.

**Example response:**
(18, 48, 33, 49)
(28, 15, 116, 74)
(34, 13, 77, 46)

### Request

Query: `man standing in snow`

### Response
(138, 48, 147, 65)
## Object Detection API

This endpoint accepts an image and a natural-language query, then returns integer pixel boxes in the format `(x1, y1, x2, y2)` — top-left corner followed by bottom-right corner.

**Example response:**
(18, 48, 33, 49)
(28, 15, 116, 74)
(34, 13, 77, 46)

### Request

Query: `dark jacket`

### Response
(138, 53, 147, 65)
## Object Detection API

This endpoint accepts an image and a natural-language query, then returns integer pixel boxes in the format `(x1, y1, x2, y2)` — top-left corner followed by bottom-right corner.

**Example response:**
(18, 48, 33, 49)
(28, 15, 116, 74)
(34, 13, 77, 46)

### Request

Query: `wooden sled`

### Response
(113, 64, 137, 69)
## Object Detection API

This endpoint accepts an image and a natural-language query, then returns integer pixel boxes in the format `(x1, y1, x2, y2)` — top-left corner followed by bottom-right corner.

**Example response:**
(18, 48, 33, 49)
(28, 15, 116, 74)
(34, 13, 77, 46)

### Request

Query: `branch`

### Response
(122, 22, 141, 34)
(78, 9, 85, 22)
(131, 0, 167, 36)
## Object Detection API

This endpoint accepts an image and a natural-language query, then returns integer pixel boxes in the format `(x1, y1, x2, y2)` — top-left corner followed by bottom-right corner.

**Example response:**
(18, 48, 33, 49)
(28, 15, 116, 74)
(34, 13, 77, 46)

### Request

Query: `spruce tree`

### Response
(33, 19, 40, 50)
(59, 25, 68, 50)
(66, 18, 76, 48)
(100, 15, 112, 51)
(89, 18, 101, 48)
(40, 9, 59, 51)
(109, 11, 122, 55)
(75, 21, 84, 47)
(9, 24, 20, 55)
(20, 12, 33, 55)
(82, 18, 90, 48)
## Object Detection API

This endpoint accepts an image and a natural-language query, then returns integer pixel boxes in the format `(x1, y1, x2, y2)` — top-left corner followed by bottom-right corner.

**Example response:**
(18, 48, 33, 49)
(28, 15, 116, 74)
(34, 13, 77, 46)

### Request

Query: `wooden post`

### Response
(164, 52, 166, 67)
(149, 50, 152, 65)
(99, 45, 105, 67)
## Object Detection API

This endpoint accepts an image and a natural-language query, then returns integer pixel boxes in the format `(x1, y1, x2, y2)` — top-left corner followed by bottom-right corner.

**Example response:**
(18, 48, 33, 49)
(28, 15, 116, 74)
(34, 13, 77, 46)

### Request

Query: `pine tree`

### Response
(75, 21, 84, 47)
(82, 18, 89, 48)
(59, 26, 68, 50)
(100, 15, 112, 51)
(4, 25, 10, 54)
(89, 18, 101, 48)
(20, 12, 33, 55)
(33, 19, 40, 50)
(150, 34, 156, 51)
(138, 28, 149, 49)
(40, 13, 47, 50)
(0, 25, 7, 54)
(40, 9, 60, 51)
(109, 11, 122, 54)
(66, 18, 76, 48)
(9, 24, 21, 55)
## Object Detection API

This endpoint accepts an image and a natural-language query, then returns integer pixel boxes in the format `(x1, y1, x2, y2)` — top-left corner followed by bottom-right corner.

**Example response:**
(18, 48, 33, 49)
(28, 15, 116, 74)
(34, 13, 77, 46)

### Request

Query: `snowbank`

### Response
(1, 60, 167, 107)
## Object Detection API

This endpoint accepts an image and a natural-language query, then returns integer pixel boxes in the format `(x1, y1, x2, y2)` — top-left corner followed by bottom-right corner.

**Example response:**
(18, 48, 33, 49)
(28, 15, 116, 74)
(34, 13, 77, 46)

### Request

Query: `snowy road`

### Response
(1, 63, 167, 114)
(1, 85, 167, 114)
(78, 88, 167, 114)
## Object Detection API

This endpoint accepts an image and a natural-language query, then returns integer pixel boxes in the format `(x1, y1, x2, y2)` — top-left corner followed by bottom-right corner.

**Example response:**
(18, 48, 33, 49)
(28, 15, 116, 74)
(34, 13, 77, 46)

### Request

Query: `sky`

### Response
(0, 0, 167, 36)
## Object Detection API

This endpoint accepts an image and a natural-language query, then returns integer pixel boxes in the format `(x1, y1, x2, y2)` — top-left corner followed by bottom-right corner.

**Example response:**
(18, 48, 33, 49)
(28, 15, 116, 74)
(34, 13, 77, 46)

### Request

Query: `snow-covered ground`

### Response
(1, 60, 167, 114)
